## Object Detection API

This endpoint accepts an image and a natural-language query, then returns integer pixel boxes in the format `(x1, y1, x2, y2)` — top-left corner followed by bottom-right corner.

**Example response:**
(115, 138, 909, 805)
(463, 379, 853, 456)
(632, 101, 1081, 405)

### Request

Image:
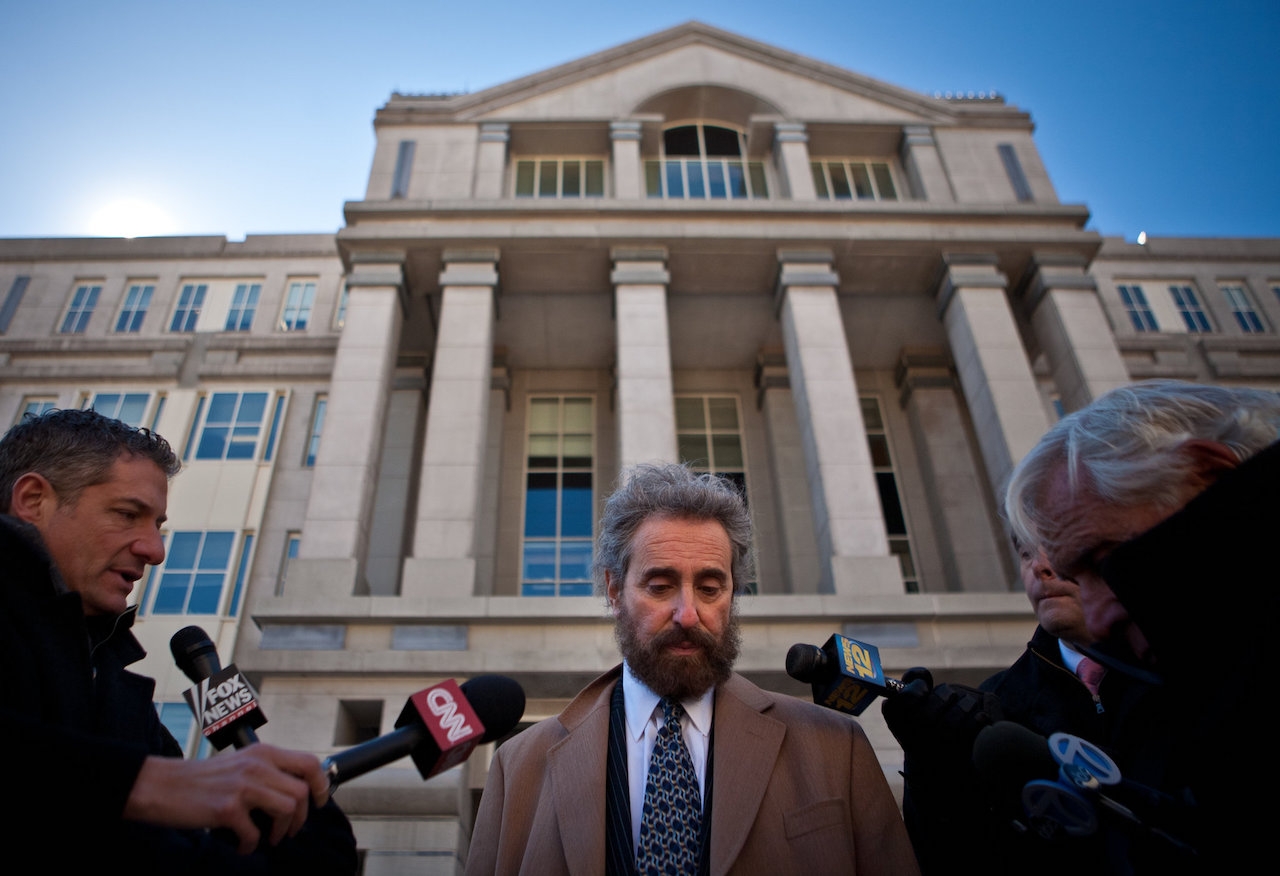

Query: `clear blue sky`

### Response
(3, 0, 1277, 242)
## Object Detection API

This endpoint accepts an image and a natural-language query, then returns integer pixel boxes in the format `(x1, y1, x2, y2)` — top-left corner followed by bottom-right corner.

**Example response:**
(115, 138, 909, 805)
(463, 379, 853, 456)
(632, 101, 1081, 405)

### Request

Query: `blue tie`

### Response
(636, 698, 702, 875)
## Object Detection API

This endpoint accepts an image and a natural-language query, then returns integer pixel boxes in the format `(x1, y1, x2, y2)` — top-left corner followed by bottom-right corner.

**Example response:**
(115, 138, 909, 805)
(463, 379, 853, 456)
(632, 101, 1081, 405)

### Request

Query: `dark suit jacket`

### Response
(465, 665, 920, 876)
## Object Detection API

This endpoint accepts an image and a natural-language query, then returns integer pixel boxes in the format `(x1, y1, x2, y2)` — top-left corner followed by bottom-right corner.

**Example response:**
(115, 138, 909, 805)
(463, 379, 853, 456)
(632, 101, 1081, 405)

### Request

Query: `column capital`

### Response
(479, 123, 509, 142)
(611, 247, 669, 285)
(1015, 252, 1097, 312)
(439, 249, 500, 289)
(773, 122, 808, 143)
(894, 347, 956, 406)
(934, 253, 1007, 317)
(610, 120, 642, 141)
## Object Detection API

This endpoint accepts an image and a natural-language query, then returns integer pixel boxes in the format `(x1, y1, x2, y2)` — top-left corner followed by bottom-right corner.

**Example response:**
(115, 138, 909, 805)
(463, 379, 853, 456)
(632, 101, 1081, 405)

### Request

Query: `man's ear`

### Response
(9, 472, 54, 524)
(605, 571, 621, 616)
(1182, 439, 1240, 486)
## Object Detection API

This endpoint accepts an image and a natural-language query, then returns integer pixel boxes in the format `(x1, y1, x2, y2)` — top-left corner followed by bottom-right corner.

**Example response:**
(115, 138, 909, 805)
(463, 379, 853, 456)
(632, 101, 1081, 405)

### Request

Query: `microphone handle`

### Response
(323, 724, 427, 788)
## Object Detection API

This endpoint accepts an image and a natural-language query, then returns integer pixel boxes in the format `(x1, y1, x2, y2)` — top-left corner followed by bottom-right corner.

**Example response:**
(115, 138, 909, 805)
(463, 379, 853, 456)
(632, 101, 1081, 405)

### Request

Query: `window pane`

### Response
(707, 162, 727, 199)
(703, 125, 740, 156)
(559, 540, 593, 581)
(707, 398, 738, 430)
(645, 161, 662, 197)
(872, 163, 897, 200)
(562, 161, 581, 197)
(188, 573, 224, 613)
(664, 125, 699, 156)
(527, 435, 558, 467)
(687, 162, 706, 198)
(585, 161, 604, 195)
(875, 472, 907, 534)
(711, 434, 743, 469)
(811, 164, 829, 199)
(678, 434, 708, 464)
(860, 397, 883, 430)
(867, 434, 892, 468)
(748, 163, 768, 198)
(515, 161, 535, 197)
(524, 473, 557, 536)
(528, 398, 558, 432)
(561, 473, 593, 536)
(563, 398, 592, 432)
(665, 161, 685, 198)
(851, 164, 874, 199)
(675, 397, 704, 429)
(152, 572, 191, 614)
(829, 164, 852, 199)
(538, 162, 558, 197)
(562, 434, 592, 467)
(522, 541, 556, 580)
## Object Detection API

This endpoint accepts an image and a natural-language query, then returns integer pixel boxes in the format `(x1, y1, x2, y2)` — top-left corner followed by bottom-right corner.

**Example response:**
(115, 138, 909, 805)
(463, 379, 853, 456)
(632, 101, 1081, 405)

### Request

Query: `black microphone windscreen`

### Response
(785, 643, 826, 682)
(170, 625, 221, 682)
(460, 674, 526, 742)
(972, 720, 1058, 790)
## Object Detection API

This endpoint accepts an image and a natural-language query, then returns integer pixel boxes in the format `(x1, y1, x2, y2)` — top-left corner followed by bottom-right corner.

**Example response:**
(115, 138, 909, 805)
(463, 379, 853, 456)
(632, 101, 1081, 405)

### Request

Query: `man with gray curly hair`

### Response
(467, 462, 919, 876)
(1001, 379, 1280, 873)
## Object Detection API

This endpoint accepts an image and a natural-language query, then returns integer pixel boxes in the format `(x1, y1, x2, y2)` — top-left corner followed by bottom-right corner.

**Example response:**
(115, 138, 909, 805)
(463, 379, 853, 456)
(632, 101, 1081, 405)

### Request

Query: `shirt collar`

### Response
(621, 661, 714, 741)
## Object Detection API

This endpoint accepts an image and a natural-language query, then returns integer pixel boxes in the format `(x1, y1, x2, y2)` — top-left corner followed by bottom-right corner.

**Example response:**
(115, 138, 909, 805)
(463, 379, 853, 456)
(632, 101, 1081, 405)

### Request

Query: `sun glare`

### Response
(87, 199, 177, 238)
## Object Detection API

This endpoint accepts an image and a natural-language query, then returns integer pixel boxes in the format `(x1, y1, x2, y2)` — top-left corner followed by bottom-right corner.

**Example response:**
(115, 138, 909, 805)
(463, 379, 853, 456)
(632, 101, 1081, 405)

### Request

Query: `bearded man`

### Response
(465, 462, 918, 876)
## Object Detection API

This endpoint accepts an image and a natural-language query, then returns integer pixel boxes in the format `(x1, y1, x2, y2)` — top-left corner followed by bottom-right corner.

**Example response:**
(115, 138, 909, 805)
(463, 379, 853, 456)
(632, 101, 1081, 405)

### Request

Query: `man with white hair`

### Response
(1003, 379, 1280, 873)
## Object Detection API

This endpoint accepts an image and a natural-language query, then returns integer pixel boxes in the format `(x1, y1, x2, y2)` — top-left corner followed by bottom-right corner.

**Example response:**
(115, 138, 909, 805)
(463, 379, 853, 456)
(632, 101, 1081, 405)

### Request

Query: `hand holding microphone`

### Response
(169, 626, 330, 852)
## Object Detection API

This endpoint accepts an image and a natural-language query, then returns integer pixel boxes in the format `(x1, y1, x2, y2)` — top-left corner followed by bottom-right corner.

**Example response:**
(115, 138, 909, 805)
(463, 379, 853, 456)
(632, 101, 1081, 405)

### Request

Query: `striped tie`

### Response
(635, 698, 702, 875)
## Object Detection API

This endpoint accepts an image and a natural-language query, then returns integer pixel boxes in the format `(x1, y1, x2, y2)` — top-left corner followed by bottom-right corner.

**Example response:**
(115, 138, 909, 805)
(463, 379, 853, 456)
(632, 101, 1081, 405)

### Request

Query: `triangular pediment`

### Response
(376, 21, 1024, 130)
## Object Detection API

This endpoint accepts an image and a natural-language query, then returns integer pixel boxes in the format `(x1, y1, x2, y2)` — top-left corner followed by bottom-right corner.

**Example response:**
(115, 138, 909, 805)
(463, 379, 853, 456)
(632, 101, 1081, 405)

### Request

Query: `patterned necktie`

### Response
(1077, 656, 1106, 697)
(636, 697, 702, 875)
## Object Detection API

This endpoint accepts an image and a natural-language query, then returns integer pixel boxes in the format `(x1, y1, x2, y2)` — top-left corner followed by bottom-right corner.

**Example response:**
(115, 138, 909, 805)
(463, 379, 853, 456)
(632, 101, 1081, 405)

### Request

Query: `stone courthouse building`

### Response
(2, 21, 1278, 874)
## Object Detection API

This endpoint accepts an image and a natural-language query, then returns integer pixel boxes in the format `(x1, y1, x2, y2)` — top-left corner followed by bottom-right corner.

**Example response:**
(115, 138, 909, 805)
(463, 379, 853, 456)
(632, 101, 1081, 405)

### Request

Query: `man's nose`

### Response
(135, 531, 166, 565)
(672, 588, 700, 628)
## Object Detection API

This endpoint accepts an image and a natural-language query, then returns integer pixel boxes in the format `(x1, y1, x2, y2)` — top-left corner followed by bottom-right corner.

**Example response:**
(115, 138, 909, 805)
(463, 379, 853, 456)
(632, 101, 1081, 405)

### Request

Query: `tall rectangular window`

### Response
(1117, 284, 1158, 332)
(521, 397, 594, 596)
(391, 140, 416, 198)
(998, 143, 1033, 202)
(85, 392, 150, 427)
(156, 702, 211, 759)
(0, 275, 29, 333)
(60, 283, 101, 333)
(280, 281, 315, 331)
(862, 397, 918, 593)
(676, 395, 755, 592)
(227, 533, 255, 616)
(1221, 284, 1266, 333)
(149, 530, 235, 614)
(170, 283, 206, 332)
(305, 395, 327, 467)
(114, 283, 154, 333)
(1169, 285, 1211, 332)
(190, 391, 270, 460)
(225, 282, 260, 331)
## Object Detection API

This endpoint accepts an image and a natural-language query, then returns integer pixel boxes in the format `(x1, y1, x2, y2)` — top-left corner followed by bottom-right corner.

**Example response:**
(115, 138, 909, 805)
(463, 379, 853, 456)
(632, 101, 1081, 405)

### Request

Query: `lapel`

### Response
(705, 673, 785, 873)
(547, 666, 621, 876)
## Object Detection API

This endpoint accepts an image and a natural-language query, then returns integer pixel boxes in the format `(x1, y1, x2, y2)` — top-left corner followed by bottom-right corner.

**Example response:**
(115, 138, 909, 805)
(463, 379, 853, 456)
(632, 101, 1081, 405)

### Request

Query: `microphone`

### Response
(171, 625, 267, 750)
(972, 721, 1197, 854)
(322, 674, 525, 789)
(785, 634, 904, 715)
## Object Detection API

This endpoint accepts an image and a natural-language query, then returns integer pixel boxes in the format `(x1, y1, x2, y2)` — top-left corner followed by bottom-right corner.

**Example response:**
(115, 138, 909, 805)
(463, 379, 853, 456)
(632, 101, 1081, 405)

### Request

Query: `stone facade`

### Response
(2, 22, 1278, 874)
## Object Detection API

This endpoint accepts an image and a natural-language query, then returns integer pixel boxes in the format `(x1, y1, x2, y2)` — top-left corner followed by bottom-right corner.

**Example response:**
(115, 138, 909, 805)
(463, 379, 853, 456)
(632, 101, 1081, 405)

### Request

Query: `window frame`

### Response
(60, 282, 102, 334)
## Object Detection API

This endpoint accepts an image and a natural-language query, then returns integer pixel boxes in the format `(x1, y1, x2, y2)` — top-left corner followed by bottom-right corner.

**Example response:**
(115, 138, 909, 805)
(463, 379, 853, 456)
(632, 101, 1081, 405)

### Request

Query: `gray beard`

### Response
(614, 602, 740, 700)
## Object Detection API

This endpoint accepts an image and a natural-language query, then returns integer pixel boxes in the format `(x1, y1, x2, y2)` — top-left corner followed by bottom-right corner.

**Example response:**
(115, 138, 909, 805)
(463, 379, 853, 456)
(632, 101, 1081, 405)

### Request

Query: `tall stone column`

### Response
(935, 254, 1049, 503)
(773, 123, 816, 201)
(402, 250, 499, 598)
(474, 123, 509, 199)
(895, 349, 1009, 593)
(1020, 253, 1129, 414)
(776, 250, 900, 596)
(295, 256, 406, 597)
(900, 125, 954, 202)
(610, 121, 643, 199)
(612, 248, 677, 468)
(755, 350, 821, 594)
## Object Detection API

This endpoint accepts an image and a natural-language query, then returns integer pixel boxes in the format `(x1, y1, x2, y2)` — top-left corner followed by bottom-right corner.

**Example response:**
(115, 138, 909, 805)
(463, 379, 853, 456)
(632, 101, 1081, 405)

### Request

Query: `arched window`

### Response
(645, 123, 768, 200)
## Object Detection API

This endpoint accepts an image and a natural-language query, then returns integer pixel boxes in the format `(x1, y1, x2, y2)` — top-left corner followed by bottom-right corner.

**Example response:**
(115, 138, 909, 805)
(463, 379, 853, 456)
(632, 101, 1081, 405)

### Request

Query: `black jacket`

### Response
(0, 515, 358, 873)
